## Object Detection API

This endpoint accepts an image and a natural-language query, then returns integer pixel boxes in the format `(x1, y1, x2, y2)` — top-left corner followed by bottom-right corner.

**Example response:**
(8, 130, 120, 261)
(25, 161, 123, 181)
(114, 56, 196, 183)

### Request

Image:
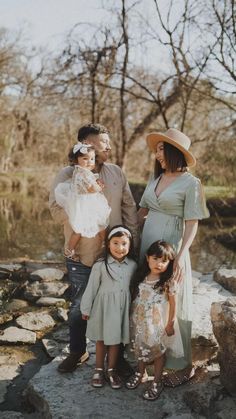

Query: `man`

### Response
(49, 123, 139, 373)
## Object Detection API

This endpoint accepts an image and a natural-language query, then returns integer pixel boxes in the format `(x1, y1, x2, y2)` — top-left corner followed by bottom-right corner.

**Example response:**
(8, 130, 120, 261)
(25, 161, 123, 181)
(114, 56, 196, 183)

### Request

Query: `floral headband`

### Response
(108, 227, 131, 240)
(73, 142, 92, 155)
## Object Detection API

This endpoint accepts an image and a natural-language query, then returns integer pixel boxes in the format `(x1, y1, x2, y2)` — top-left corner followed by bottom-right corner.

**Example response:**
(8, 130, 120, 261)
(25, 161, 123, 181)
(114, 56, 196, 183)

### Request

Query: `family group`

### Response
(49, 123, 209, 401)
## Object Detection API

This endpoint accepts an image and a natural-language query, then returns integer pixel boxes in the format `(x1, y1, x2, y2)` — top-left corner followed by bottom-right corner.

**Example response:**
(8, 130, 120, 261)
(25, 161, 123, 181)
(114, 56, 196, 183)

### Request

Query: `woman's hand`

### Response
(165, 322, 175, 336)
(173, 219, 198, 283)
(173, 253, 185, 283)
(82, 314, 89, 320)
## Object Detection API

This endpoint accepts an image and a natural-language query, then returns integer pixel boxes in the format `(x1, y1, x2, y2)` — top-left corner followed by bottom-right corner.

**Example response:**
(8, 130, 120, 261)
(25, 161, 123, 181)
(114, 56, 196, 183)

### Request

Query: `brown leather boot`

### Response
(57, 351, 89, 373)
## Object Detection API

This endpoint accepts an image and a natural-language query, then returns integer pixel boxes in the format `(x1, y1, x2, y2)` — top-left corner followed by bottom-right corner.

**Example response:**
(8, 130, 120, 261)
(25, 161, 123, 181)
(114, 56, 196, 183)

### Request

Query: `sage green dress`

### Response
(81, 256, 137, 345)
(139, 172, 209, 369)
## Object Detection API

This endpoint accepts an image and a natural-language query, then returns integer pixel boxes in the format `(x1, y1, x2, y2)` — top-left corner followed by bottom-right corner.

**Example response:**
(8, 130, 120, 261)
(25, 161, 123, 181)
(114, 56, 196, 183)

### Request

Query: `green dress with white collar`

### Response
(81, 256, 137, 345)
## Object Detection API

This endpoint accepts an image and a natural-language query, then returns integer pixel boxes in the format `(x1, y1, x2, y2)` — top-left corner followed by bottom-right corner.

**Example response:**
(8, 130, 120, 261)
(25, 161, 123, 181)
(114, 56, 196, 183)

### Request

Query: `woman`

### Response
(138, 128, 209, 386)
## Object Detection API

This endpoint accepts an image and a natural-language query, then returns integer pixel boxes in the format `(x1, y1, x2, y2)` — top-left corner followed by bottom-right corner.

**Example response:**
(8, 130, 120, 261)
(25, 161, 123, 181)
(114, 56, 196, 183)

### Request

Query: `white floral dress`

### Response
(130, 279, 184, 363)
(55, 165, 111, 237)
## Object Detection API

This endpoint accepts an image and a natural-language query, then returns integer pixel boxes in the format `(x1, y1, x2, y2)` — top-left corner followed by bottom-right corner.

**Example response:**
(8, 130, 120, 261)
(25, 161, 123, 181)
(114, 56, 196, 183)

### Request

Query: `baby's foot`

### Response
(64, 248, 75, 260)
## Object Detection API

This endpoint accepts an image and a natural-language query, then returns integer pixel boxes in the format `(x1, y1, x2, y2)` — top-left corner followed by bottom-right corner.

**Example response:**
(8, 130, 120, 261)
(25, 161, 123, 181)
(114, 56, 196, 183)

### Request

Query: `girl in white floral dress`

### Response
(126, 240, 183, 401)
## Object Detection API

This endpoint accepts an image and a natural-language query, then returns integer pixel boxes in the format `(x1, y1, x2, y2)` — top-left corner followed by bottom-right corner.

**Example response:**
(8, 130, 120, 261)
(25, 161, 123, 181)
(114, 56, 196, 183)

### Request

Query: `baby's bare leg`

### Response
(65, 232, 81, 258)
(68, 232, 81, 250)
(98, 229, 106, 242)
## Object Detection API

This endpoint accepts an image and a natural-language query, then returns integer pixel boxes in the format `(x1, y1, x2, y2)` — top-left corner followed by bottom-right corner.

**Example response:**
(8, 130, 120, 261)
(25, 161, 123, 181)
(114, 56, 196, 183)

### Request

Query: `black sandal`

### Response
(143, 380, 164, 401)
(91, 368, 105, 388)
(106, 368, 122, 389)
(125, 371, 143, 389)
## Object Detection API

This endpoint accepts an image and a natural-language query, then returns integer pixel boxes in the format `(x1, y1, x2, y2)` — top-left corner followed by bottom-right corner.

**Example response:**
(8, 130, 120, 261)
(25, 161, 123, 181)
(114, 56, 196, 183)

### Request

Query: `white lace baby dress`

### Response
(55, 165, 111, 237)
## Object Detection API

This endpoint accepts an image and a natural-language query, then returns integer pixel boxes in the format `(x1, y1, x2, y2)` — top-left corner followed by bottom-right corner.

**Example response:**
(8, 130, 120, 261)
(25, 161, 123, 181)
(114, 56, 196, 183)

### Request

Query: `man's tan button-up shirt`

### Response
(49, 163, 139, 266)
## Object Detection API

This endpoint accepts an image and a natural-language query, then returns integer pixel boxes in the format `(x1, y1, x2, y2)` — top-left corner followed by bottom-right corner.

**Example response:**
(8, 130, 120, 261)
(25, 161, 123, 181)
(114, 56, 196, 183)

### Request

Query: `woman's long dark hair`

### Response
(154, 142, 187, 179)
(102, 225, 136, 279)
(130, 240, 175, 300)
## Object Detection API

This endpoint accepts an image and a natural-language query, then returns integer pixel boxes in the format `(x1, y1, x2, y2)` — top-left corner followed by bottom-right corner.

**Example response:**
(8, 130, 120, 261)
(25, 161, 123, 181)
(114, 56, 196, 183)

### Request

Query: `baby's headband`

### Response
(73, 142, 92, 155)
(108, 227, 131, 240)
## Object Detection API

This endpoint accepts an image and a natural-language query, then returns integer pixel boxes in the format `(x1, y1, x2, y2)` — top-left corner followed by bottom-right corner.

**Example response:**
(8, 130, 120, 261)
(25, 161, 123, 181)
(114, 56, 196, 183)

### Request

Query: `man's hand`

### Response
(82, 314, 89, 320)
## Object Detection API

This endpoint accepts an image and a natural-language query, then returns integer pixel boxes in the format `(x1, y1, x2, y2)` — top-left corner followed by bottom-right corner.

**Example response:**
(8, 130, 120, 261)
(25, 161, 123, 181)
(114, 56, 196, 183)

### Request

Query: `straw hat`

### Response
(146, 128, 196, 167)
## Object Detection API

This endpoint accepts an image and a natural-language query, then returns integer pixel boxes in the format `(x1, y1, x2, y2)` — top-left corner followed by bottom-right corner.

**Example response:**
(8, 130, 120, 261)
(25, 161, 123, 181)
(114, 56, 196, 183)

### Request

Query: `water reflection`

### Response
(0, 194, 64, 261)
(0, 194, 235, 271)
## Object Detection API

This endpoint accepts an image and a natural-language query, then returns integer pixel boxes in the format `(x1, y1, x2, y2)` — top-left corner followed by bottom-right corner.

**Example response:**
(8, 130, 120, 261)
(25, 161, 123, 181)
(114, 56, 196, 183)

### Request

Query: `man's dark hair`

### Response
(77, 123, 109, 142)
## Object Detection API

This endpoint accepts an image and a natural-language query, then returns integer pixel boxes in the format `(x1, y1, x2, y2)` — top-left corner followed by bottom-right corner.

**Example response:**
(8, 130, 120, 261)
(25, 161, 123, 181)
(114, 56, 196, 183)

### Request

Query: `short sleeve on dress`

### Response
(139, 192, 148, 208)
(184, 177, 209, 220)
(168, 278, 178, 296)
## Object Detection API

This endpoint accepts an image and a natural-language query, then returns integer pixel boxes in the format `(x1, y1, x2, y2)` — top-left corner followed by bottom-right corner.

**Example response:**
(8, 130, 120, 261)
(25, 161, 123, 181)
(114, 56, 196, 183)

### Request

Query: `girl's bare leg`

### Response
(137, 360, 146, 375)
(95, 341, 107, 369)
(107, 345, 120, 369)
(153, 353, 165, 382)
(142, 355, 165, 400)
(125, 360, 146, 389)
(107, 345, 122, 389)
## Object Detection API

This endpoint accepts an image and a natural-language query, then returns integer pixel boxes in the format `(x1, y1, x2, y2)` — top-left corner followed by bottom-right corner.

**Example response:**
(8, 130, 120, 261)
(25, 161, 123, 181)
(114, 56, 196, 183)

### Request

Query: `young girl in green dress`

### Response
(81, 225, 137, 389)
(126, 240, 183, 401)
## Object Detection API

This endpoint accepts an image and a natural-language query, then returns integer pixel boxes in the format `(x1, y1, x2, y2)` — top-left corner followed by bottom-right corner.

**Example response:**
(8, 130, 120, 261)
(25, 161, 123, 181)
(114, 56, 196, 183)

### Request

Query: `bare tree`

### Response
(204, 0, 236, 94)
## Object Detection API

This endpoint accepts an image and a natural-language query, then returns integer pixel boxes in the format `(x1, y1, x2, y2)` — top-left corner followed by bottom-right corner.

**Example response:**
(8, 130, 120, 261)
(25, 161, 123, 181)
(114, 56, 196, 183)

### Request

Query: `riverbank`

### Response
(0, 261, 236, 418)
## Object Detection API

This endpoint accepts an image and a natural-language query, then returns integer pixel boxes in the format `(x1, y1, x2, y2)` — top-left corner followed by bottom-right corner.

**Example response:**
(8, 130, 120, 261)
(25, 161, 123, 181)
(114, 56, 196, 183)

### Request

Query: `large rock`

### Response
(183, 382, 220, 416)
(211, 297, 236, 395)
(214, 268, 236, 294)
(192, 273, 232, 346)
(5, 299, 29, 312)
(16, 312, 55, 331)
(30, 268, 64, 282)
(0, 312, 13, 325)
(0, 264, 22, 272)
(0, 280, 17, 301)
(0, 411, 24, 418)
(25, 350, 235, 419)
(25, 354, 193, 419)
(56, 307, 68, 322)
(24, 281, 69, 301)
(48, 325, 69, 343)
(36, 297, 66, 306)
(0, 364, 21, 403)
(0, 326, 36, 344)
(42, 339, 69, 358)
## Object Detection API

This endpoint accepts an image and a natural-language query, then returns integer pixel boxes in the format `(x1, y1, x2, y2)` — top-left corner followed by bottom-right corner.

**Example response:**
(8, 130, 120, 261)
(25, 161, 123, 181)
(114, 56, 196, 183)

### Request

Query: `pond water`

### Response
(0, 194, 235, 272)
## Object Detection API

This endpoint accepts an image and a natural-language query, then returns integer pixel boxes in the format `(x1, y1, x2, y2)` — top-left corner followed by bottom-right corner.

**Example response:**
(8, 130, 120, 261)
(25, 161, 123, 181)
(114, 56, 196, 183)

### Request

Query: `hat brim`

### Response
(146, 132, 196, 167)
